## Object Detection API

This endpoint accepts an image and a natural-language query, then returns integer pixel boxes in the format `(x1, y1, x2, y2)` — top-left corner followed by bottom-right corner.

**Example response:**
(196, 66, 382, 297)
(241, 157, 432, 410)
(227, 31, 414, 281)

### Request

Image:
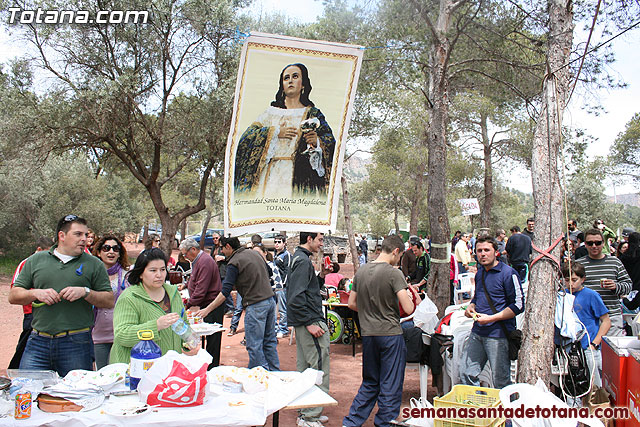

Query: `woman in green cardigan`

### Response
(110, 248, 195, 364)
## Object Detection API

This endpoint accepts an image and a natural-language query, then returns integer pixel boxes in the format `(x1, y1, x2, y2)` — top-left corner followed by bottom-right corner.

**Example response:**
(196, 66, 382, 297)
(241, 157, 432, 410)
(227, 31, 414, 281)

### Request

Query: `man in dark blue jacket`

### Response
(461, 235, 525, 389)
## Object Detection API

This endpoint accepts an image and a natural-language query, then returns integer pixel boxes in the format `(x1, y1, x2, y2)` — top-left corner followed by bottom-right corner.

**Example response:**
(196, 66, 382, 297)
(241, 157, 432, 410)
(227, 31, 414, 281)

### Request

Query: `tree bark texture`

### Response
(517, 0, 573, 385)
(480, 112, 493, 228)
(179, 219, 187, 245)
(199, 183, 218, 250)
(394, 196, 400, 237)
(423, 0, 456, 316)
(342, 175, 360, 274)
(409, 162, 427, 236)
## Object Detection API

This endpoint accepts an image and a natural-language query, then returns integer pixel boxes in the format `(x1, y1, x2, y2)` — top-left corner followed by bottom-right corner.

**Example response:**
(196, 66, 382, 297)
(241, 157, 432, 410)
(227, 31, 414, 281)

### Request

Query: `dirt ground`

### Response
(0, 244, 435, 426)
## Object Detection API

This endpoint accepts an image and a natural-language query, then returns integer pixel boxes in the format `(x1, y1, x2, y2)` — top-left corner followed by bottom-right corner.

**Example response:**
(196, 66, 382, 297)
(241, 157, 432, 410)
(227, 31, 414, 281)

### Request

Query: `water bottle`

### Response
(171, 317, 200, 350)
(130, 330, 162, 390)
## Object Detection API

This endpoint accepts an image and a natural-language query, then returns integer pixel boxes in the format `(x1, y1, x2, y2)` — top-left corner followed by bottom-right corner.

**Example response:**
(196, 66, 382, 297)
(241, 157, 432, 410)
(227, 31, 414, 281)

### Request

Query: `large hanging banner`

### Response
(224, 32, 363, 235)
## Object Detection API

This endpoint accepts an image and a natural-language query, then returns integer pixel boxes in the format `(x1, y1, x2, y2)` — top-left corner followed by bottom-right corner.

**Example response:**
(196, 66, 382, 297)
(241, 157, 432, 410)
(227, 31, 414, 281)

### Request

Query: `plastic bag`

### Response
(499, 379, 604, 427)
(208, 366, 272, 394)
(405, 397, 435, 427)
(138, 349, 212, 407)
(555, 292, 584, 340)
(413, 296, 439, 334)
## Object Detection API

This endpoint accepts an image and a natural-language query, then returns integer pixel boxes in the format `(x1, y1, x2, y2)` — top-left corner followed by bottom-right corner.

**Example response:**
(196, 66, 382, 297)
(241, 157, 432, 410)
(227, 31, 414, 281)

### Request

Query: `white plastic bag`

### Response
(413, 296, 439, 334)
(209, 367, 319, 417)
(499, 379, 604, 427)
(138, 349, 212, 407)
(405, 397, 435, 427)
(555, 292, 584, 340)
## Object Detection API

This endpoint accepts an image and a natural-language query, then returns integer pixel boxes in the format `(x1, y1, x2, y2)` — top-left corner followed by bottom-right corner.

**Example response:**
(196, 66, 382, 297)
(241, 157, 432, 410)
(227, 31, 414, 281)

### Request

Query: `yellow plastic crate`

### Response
(433, 384, 505, 427)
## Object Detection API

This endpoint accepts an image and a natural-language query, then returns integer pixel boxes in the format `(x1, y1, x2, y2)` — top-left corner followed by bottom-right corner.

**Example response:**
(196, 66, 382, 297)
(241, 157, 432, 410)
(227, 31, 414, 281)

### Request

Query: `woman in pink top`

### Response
(92, 235, 131, 369)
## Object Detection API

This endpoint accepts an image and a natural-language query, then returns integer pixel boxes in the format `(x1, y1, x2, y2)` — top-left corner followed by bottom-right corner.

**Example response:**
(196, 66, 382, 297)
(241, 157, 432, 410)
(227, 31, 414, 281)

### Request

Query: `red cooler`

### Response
(627, 349, 640, 427)
(602, 336, 640, 427)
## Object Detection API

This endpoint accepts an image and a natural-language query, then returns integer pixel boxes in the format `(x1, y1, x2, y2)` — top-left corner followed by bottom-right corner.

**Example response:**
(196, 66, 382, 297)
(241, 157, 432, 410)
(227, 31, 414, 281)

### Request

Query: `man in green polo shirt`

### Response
(9, 214, 113, 376)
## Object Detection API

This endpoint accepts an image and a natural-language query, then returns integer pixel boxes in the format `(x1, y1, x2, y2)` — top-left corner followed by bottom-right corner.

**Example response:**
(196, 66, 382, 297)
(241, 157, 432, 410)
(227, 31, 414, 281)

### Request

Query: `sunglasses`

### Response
(62, 214, 79, 223)
(274, 240, 283, 243)
(585, 240, 603, 246)
(101, 244, 121, 252)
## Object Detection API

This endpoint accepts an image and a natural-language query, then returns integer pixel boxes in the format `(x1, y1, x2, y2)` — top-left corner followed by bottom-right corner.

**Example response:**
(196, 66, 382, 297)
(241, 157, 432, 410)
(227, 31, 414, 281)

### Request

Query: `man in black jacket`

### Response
(505, 226, 532, 284)
(287, 232, 330, 427)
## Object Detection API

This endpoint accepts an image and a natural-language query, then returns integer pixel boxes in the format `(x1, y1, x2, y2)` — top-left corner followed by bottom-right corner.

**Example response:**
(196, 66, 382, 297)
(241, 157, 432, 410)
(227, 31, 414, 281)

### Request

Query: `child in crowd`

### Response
(561, 262, 611, 387)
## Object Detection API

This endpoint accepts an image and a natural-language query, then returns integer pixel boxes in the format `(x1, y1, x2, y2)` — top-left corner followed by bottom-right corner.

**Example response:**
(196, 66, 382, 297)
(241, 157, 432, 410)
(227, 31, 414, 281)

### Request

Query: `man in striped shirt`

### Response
(576, 228, 632, 336)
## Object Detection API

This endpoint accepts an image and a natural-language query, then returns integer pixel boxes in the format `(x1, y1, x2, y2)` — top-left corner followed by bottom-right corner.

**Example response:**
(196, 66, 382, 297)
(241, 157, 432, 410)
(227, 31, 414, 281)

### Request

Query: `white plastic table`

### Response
(272, 385, 337, 426)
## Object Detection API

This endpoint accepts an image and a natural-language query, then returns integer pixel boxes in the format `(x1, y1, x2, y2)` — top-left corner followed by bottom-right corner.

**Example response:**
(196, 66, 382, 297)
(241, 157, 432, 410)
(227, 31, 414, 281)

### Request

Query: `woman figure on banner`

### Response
(234, 63, 336, 198)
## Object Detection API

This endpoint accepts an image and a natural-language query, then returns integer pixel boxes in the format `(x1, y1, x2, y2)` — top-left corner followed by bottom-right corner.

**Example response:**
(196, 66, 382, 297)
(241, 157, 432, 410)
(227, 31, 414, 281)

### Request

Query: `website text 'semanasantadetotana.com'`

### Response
(402, 405, 630, 421)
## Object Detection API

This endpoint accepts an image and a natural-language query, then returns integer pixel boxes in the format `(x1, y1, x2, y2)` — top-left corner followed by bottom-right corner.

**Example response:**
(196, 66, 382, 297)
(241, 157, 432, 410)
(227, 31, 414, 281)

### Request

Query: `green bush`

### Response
(0, 256, 21, 277)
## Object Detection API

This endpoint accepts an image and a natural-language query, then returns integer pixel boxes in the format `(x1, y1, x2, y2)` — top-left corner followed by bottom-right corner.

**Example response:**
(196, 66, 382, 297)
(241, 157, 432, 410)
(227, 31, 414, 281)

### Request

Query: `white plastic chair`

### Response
(454, 273, 474, 304)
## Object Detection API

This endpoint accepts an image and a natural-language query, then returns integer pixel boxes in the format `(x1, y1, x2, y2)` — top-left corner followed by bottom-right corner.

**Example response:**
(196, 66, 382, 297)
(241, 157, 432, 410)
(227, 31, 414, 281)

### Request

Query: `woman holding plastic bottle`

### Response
(109, 248, 198, 364)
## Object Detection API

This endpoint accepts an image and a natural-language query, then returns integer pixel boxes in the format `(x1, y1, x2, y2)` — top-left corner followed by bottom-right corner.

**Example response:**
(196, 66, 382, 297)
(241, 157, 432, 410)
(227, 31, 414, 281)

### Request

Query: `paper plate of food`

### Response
(190, 322, 225, 336)
(64, 363, 127, 390)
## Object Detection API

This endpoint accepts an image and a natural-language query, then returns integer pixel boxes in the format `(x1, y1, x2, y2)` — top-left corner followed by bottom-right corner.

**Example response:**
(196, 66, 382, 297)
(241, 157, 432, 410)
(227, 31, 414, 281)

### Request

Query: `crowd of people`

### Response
(6, 213, 640, 425)
(446, 218, 638, 401)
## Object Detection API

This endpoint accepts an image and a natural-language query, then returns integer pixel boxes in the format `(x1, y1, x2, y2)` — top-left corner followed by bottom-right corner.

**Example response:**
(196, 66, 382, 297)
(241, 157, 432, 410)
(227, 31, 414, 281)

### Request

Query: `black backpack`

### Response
(560, 342, 590, 397)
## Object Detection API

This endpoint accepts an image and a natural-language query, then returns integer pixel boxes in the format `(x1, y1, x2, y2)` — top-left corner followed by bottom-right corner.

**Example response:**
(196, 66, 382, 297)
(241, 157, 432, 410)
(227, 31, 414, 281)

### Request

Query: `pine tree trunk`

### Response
(179, 219, 187, 245)
(394, 196, 400, 236)
(200, 185, 218, 249)
(481, 112, 493, 228)
(342, 175, 360, 273)
(409, 163, 426, 236)
(517, 0, 573, 385)
(424, 0, 454, 316)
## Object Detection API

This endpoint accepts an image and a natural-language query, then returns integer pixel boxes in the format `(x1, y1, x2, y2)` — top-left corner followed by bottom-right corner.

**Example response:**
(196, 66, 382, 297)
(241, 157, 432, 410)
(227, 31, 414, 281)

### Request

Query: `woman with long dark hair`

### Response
(110, 248, 195, 364)
(234, 63, 336, 196)
(92, 235, 130, 369)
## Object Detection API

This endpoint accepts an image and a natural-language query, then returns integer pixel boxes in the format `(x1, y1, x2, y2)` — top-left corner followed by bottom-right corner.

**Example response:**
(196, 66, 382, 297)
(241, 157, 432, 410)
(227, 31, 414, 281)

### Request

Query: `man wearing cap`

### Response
(9, 215, 114, 376)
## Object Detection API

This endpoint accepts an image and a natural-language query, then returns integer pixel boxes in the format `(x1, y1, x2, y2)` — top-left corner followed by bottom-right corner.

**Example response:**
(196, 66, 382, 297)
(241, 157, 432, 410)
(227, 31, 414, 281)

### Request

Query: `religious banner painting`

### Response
(224, 32, 363, 235)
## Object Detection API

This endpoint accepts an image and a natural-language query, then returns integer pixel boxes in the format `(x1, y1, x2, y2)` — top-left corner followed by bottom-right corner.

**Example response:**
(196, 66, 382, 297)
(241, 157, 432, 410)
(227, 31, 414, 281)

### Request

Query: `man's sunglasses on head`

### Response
(62, 214, 79, 223)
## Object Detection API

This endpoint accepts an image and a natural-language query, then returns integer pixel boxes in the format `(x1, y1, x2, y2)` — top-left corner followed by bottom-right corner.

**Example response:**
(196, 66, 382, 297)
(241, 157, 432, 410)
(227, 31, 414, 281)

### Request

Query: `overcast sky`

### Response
(2, 1, 638, 195)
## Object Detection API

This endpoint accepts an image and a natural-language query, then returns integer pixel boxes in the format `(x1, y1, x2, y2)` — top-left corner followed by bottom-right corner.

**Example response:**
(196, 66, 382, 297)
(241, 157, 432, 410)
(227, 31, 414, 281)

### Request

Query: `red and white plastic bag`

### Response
(138, 349, 212, 407)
